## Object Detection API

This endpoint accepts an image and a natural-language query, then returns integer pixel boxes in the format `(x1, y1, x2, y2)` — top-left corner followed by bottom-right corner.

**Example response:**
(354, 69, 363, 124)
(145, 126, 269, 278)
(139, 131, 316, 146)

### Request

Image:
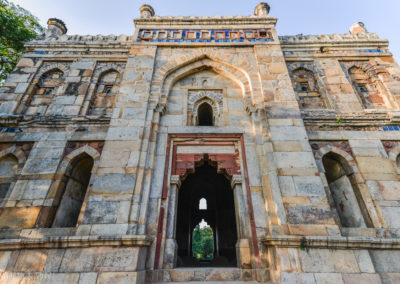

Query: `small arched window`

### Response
(322, 152, 369, 228)
(89, 70, 120, 116)
(197, 103, 213, 126)
(292, 68, 318, 93)
(26, 69, 64, 115)
(348, 66, 384, 109)
(291, 68, 325, 109)
(52, 154, 94, 228)
(0, 154, 18, 199)
(199, 198, 207, 210)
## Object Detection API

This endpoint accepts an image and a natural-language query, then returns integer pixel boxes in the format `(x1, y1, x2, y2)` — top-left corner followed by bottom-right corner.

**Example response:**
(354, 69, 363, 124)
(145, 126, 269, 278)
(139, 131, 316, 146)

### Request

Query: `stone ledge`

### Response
(263, 235, 400, 250)
(0, 235, 152, 250)
(134, 16, 278, 27)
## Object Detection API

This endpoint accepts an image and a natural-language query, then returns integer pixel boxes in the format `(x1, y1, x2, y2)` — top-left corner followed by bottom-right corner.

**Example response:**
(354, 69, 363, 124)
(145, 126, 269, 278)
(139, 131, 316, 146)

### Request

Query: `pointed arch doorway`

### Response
(156, 134, 259, 272)
(176, 158, 237, 267)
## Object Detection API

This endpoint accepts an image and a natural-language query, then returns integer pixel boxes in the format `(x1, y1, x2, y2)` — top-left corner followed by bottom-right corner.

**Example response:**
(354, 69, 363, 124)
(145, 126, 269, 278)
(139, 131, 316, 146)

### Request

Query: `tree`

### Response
(0, 0, 44, 83)
(202, 226, 214, 260)
(192, 223, 214, 261)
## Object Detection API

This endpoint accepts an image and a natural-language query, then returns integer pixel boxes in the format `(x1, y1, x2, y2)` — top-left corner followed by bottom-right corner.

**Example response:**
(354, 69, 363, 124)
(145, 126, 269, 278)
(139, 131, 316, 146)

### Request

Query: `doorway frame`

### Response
(153, 133, 260, 270)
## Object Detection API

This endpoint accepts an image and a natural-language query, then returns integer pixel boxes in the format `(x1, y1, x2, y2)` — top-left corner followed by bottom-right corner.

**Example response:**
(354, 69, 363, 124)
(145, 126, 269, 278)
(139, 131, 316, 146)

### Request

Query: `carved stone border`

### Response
(0, 235, 152, 250)
(264, 235, 400, 250)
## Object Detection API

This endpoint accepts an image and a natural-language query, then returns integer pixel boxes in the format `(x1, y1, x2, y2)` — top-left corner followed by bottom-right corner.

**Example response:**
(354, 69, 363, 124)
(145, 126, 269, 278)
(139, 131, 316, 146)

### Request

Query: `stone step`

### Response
(154, 282, 261, 284)
(154, 267, 269, 282)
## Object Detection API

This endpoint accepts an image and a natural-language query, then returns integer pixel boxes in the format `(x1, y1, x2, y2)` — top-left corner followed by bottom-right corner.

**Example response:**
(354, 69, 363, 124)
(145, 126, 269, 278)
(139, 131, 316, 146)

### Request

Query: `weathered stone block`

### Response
(83, 201, 119, 224)
(275, 152, 317, 169)
(314, 273, 344, 284)
(287, 206, 335, 225)
(15, 250, 48, 272)
(380, 206, 400, 228)
(379, 181, 400, 201)
(370, 250, 400, 272)
(356, 157, 394, 174)
(91, 174, 135, 193)
(342, 273, 382, 284)
(90, 224, 128, 235)
(293, 176, 325, 196)
(106, 127, 140, 141)
(0, 207, 40, 229)
(300, 249, 359, 273)
(281, 272, 316, 284)
(97, 272, 143, 284)
(21, 180, 52, 200)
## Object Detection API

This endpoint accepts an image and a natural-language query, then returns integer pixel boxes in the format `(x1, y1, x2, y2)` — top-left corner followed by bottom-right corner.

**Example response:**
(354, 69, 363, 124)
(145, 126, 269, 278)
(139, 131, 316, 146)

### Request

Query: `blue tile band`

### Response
(137, 29, 274, 43)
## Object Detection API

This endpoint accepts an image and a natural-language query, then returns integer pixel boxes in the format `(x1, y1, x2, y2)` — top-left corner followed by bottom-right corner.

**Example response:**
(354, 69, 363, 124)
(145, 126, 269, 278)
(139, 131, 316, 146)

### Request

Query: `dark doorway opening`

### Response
(176, 160, 237, 267)
(197, 103, 213, 126)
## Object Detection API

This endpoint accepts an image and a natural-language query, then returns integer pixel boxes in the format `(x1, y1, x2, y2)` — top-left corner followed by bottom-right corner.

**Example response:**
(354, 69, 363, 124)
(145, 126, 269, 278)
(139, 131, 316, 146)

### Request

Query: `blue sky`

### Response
(10, 0, 400, 62)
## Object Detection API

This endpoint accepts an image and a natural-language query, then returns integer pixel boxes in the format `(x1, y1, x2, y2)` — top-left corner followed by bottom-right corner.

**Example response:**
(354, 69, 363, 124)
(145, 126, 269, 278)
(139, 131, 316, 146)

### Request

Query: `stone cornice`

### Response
(134, 15, 278, 27)
(0, 115, 111, 128)
(26, 35, 134, 47)
(264, 235, 400, 250)
(0, 235, 152, 250)
(280, 33, 388, 48)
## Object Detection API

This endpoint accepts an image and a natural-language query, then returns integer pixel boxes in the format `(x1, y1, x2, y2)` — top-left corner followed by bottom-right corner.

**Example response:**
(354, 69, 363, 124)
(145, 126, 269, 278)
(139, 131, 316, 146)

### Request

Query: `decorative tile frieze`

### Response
(137, 29, 273, 43)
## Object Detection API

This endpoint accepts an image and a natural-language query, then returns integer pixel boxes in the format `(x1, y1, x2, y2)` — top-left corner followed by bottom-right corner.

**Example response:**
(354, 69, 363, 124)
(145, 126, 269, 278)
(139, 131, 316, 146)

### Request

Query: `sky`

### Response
(10, 0, 400, 62)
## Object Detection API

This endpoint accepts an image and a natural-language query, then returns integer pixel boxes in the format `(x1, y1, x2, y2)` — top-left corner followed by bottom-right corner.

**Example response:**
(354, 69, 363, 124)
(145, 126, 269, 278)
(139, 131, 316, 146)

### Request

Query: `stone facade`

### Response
(0, 3, 400, 283)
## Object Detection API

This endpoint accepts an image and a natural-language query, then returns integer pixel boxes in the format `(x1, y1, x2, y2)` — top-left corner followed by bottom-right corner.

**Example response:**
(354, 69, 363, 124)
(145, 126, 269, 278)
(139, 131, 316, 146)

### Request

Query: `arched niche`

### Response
(291, 67, 326, 109)
(322, 152, 372, 228)
(52, 153, 94, 228)
(348, 66, 385, 109)
(24, 68, 65, 115)
(41, 145, 100, 228)
(160, 68, 250, 129)
(88, 69, 120, 116)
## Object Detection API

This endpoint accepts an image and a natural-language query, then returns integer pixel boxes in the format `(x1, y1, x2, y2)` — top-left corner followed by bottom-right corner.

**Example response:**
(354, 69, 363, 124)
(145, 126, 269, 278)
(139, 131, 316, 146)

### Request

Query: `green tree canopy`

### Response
(192, 223, 214, 261)
(0, 0, 44, 83)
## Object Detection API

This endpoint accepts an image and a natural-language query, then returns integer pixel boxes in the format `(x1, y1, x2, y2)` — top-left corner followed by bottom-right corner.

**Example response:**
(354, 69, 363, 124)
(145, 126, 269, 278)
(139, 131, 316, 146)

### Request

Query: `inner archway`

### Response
(197, 103, 213, 126)
(176, 161, 238, 267)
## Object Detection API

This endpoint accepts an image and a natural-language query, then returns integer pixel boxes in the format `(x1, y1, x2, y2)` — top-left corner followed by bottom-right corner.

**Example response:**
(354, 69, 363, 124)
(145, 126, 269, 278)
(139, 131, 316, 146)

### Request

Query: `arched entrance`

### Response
(176, 160, 238, 267)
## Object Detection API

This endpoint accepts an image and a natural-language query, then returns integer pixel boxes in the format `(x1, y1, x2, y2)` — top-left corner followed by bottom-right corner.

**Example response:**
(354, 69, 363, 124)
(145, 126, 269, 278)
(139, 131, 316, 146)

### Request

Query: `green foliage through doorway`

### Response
(192, 223, 214, 261)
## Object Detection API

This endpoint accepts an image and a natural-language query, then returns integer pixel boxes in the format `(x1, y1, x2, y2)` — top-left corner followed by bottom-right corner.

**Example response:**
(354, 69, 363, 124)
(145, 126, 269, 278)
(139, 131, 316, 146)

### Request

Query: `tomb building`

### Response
(0, 3, 400, 283)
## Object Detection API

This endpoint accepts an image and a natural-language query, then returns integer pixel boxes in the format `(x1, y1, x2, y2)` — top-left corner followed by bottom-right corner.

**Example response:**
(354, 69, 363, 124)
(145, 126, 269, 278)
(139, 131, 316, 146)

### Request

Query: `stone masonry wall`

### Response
(0, 3, 400, 284)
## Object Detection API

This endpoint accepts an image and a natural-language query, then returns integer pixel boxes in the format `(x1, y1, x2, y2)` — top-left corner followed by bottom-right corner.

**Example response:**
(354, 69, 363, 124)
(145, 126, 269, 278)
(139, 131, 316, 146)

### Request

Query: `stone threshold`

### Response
(149, 267, 269, 283)
(0, 234, 152, 250)
(264, 235, 400, 250)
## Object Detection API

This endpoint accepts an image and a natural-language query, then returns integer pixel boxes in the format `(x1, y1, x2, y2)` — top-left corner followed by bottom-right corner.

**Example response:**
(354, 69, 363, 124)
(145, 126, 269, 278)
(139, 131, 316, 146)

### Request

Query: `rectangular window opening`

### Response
(158, 31, 167, 39)
(200, 31, 211, 39)
(229, 31, 240, 40)
(186, 31, 197, 40)
(258, 30, 270, 39)
(141, 31, 153, 39)
(244, 30, 256, 39)
(215, 31, 225, 39)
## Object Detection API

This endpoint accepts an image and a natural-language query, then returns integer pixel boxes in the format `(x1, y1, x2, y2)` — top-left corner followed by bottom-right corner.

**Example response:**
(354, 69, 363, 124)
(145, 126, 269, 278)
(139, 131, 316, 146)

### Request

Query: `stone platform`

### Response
(155, 281, 262, 284)
(150, 268, 268, 283)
